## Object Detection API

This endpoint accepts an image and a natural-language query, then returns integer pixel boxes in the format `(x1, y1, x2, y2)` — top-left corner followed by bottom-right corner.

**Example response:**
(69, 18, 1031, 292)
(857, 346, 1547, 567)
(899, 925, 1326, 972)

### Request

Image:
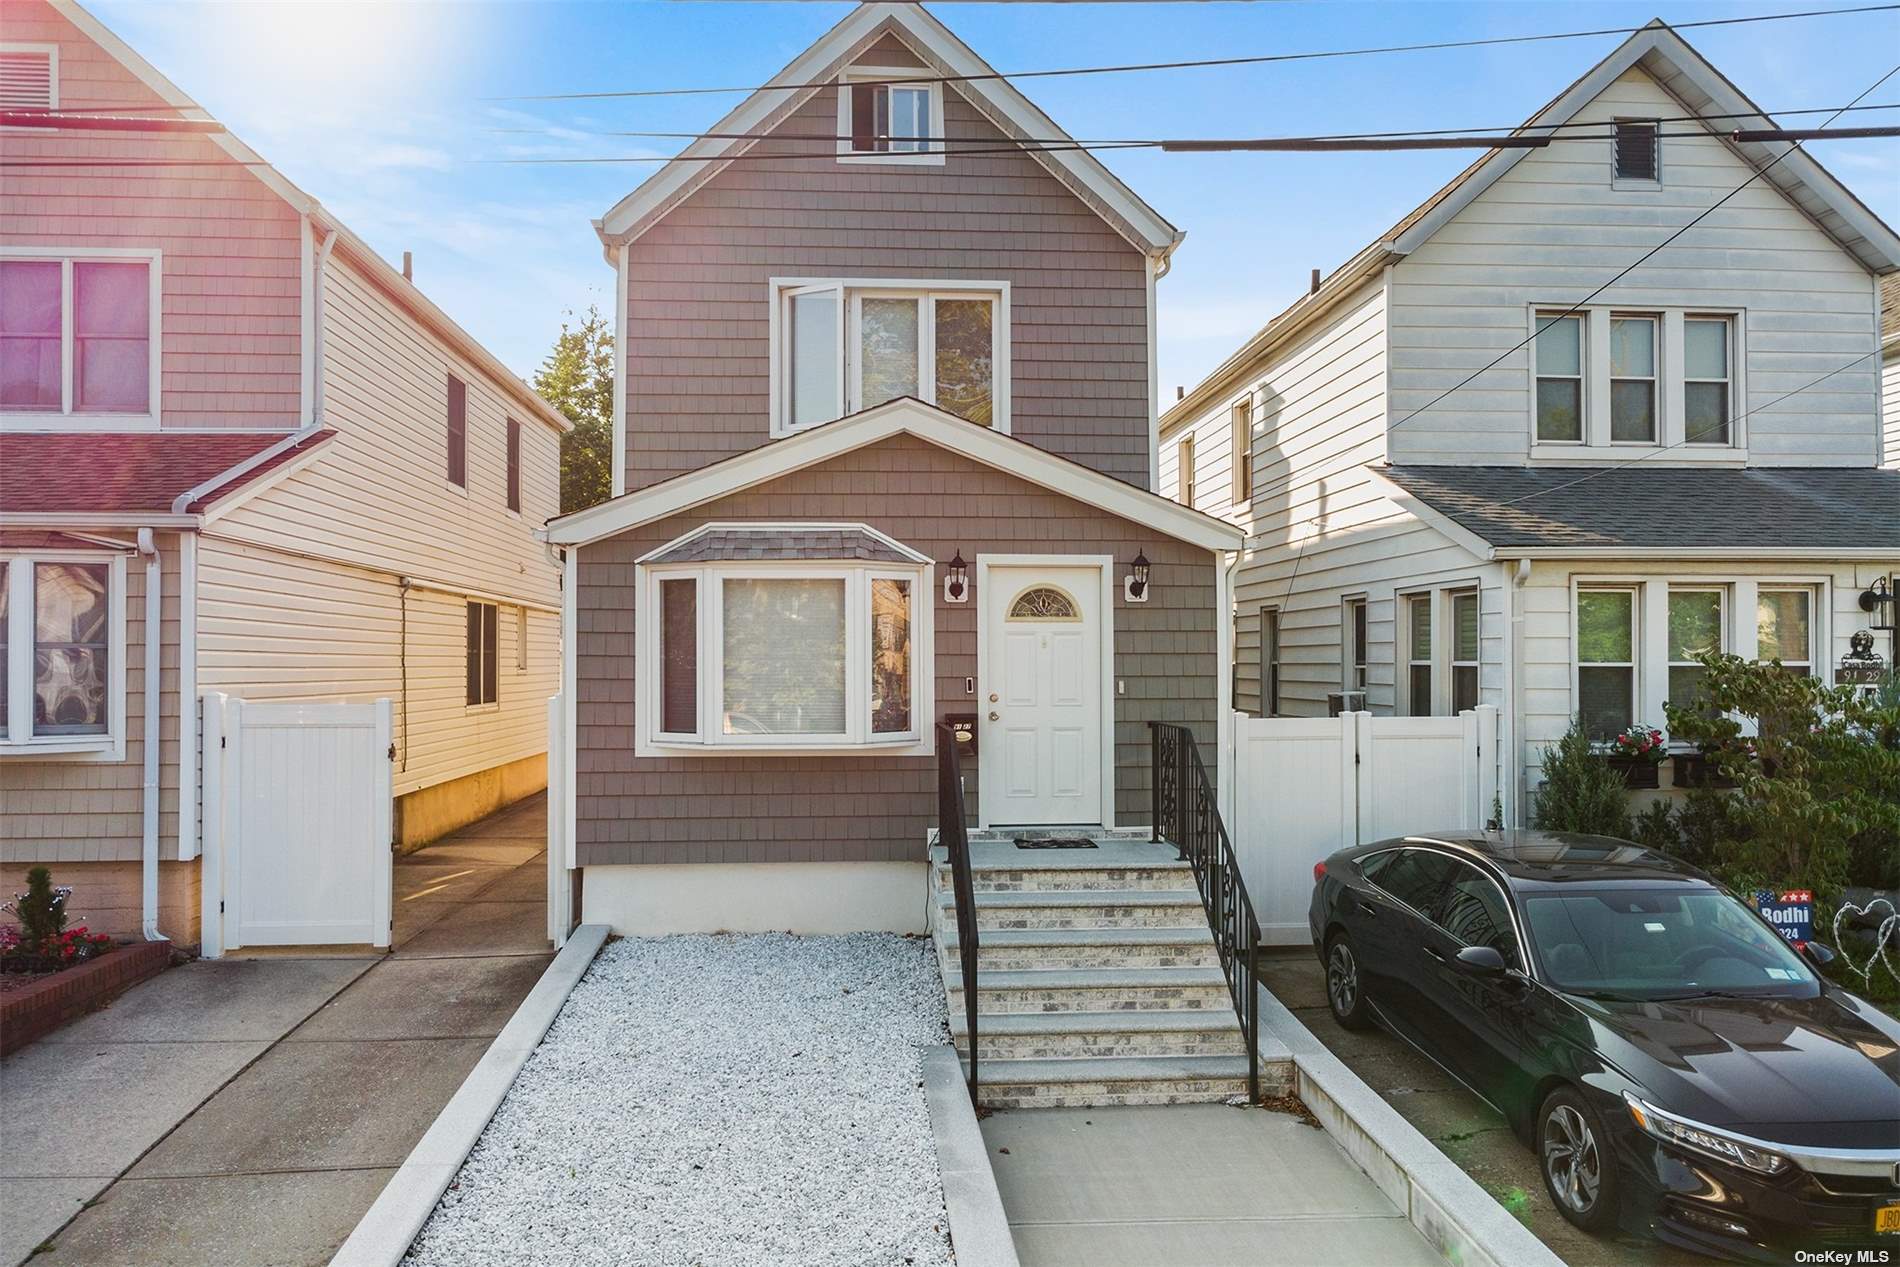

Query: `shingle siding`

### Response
(621, 47, 1153, 493)
(574, 435, 1215, 867)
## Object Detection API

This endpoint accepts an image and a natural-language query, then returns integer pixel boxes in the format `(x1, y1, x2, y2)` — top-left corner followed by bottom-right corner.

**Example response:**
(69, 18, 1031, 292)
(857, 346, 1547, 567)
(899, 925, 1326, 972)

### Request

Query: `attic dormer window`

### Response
(0, 46, 57, 112)
(1613, 119, 1658, 182)
(837, 69, 943, 164)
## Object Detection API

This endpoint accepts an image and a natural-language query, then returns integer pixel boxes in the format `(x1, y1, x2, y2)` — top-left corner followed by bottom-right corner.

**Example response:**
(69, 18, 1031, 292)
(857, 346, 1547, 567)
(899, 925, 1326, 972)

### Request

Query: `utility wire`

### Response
(1240, 59, 1900, 516)
(487, 4, 1900, 102)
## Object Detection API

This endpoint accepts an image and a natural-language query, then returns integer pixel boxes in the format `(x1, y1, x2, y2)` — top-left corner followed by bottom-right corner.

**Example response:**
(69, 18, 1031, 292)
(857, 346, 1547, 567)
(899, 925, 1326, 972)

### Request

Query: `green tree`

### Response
(534, 306, 615, 514)
(1532, 722, 1631, 837)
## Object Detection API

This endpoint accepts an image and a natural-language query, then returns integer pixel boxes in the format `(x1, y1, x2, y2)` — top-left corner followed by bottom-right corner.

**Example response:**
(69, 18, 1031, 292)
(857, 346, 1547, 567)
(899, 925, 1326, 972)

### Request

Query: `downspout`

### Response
(1217, 547, 1240, 828)
(1507, 557, 1531, 827)
(138, 528, 169, 943)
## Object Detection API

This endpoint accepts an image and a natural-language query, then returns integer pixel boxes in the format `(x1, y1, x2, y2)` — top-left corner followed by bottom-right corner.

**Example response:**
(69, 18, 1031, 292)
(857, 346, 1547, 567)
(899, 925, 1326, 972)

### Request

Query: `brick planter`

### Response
(0, 939, 172, 1056)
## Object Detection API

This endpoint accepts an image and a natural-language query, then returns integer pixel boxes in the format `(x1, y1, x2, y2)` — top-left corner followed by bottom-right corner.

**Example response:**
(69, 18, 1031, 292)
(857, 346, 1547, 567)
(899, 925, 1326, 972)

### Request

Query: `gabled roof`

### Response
(544, 397, 1243, 551)
(0, 429, 336, 519)
(48, 0, 568, 435)
(1163, 19, 1900, 433)
(1373, 464, 1900, 557)
(594, 2, 1181, 261)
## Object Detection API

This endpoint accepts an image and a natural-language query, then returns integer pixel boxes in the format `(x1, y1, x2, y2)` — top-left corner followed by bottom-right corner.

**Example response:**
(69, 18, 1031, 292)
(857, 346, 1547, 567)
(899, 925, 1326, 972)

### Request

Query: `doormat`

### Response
(1013, 835, 1098, 850)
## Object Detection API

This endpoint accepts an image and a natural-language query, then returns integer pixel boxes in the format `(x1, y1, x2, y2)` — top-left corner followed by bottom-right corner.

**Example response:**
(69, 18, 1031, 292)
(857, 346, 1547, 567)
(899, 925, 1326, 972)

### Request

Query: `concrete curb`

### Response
(1255, 983, 1567, 1267)
(329, 924, 611, 1267)
(920, 1046, 1021, 1267)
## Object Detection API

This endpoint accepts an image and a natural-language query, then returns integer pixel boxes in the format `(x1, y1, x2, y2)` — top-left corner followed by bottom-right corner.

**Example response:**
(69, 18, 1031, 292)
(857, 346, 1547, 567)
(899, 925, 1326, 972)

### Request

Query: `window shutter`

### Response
(505, 417, 521, 512)
(465, 602, 482, 704)
(0, 51, 54, 111)
(1614, 121, 1657, 180)
(446, 374, 467, 487)
(482, 603, 499, 705)
(849, 82, 878, 152)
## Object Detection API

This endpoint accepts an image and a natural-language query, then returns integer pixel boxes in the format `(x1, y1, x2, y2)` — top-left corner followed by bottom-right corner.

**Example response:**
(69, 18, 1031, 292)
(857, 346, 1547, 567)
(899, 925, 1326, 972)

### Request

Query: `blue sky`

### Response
(92, 0, 1900, 396)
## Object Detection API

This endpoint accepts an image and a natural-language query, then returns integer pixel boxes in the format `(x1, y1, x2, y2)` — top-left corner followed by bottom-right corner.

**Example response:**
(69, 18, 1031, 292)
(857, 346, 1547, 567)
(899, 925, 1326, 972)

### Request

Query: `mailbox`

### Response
(943, 712, 978, 756)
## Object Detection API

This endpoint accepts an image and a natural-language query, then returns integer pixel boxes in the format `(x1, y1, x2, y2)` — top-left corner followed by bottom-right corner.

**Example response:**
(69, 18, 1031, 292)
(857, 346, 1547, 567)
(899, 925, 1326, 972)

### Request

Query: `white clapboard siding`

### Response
(196, 539, 560, 797)
(1882, 351, 1899, 468)
(1388, 66, 1881, 466)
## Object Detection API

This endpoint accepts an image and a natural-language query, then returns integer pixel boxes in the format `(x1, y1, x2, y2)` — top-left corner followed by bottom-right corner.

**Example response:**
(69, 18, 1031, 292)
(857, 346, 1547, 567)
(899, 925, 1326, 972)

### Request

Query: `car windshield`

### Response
(1522, 887, 1819, 1000)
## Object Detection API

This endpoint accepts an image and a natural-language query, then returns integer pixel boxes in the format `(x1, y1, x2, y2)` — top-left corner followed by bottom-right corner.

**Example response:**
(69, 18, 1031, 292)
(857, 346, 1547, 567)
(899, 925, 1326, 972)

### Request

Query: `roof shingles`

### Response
(1380, 464, 1900, 551)
(0, 430, 333, 516)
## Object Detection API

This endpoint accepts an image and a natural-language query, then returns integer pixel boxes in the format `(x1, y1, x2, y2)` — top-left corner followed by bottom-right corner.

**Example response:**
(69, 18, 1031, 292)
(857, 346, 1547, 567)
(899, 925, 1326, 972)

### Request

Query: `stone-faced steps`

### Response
(937, 925, 1222, 971)
(947, 1007, 1248, 1060)
(961, 1054, 1274, 1110)
(935, 887, 1209, 931)
(944, 964, 1235, 1014)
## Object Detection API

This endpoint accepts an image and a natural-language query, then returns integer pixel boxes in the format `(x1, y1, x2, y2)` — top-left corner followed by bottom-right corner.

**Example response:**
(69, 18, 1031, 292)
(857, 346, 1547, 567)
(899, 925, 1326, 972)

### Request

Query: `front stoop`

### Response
(929, 833, 1289, 1108)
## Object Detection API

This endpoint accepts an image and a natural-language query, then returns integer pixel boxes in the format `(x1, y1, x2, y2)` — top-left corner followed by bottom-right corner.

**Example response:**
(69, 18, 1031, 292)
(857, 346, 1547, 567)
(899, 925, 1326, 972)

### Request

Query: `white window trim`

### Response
(1664, 584, 1727, 723)
(767, 277, 1010, 439)
(1608, 312, 1660, 446)
(1230, 394, 1253, 505)
(0, 43, 58, 113)
(1755, 584, 1817, 676)
(1448, 587, 1480, 714)
(1682, 314, 1736, 447)
(1, 550, 128, 760)
(835, 66, 946, 167)
(1401, 590, 1434, 716)
(0, 246, 161, 431)
(1532, 310, 1586, 448)
(1572, 582, 1640, 740)
(466, 600, 499, 712)
(1341, 594, 1368, 694)
(1260, 604, 1282, 717)
(635, 548, 935, 758)
(1526, 306, 1747, 462)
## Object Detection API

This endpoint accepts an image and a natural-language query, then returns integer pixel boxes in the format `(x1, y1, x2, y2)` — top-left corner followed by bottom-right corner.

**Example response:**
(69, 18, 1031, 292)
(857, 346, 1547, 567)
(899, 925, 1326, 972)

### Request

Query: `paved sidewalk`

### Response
(981, 1103, 1442, 1267)
(1, 793, 550, 1267)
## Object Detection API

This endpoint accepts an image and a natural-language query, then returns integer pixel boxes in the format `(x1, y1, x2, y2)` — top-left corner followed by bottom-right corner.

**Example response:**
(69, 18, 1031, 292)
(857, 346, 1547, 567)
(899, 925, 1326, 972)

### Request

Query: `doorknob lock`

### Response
(988, 711, 999, 721)
(988, 693, 999, 703)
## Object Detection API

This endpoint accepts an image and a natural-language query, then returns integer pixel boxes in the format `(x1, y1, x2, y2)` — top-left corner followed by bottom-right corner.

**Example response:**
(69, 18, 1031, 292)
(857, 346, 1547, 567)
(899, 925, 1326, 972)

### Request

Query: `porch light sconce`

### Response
(1859, 576, 1894, 632)
(943, 550, 969, 603)
(1124, 550, 1151, 603)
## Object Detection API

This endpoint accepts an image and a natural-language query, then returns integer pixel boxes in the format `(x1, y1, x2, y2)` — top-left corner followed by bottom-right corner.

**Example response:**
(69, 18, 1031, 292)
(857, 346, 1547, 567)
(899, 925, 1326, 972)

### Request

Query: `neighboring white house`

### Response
(1159, 21, 1900, 821)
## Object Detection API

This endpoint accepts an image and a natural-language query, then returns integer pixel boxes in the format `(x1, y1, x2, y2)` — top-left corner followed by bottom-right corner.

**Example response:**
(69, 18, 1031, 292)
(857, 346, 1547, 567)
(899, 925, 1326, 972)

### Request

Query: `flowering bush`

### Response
(0, 923, 113, 969)
(1609, 724, 1668, 762)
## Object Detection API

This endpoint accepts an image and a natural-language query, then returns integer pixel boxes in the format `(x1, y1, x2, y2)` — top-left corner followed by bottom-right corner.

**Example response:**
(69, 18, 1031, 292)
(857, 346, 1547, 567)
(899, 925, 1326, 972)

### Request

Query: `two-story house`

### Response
(1159, 21, 1900, 821)
(544, 2, 1242, 938)
(1, 0, 567, 951)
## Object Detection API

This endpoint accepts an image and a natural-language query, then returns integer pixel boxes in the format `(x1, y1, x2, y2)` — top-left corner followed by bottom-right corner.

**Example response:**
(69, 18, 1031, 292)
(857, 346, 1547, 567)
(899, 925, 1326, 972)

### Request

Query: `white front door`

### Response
(980, 564, 1104, 826)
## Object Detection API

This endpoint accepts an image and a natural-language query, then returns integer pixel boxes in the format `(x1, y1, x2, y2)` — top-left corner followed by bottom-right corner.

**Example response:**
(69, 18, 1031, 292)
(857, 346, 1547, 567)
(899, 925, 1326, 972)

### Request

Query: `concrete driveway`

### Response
(0, 793, 551, 1267)
(1256, 947, 1704, 1267)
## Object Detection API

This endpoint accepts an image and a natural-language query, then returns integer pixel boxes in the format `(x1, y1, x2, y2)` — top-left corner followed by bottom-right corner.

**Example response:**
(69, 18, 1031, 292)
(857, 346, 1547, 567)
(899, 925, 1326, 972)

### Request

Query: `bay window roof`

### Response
(643, 524, 926, 566)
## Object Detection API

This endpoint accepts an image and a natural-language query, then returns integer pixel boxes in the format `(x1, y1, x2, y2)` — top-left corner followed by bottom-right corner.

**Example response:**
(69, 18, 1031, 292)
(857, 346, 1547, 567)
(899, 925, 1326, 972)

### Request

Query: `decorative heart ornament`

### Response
(1830, 897, 1899, 988)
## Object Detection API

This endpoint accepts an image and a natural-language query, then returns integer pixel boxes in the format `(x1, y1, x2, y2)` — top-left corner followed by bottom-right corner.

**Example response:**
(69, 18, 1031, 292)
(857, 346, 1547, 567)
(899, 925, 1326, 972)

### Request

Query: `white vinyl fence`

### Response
(1234, 706, 1500, 944)
(200, 692, 393, 956)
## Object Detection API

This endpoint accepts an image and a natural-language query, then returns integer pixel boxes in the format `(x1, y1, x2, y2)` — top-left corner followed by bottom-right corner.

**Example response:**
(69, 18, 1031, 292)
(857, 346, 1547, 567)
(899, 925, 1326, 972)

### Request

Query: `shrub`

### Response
(1533, 722, 1631, 837)
(1628, 800, 1682, 854)
(5, 867, 70, 946)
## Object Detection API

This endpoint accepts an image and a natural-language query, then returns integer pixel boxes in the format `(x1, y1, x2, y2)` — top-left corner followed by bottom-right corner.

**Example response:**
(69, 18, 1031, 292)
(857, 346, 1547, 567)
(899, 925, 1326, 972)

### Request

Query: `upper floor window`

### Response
(1613, 119, 1659, 182)
(1230, 397, 1253, 502)
(446, 374, 468, 488)
(505, 417, 521, 513)
(0, 45, 57, 111)
(1176, 432, 1195, 506)
(1531, 308, 1741, 454)
(1, 250, 158, 427)
(837, 70, 943, 164)
(773, 280, 1004, 436)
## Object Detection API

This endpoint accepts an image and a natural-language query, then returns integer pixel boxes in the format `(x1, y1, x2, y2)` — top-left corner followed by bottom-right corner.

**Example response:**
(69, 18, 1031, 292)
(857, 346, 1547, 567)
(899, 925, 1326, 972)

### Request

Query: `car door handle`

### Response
(1423, 944, 1445, 963)
(1357, 900, 1379, 918)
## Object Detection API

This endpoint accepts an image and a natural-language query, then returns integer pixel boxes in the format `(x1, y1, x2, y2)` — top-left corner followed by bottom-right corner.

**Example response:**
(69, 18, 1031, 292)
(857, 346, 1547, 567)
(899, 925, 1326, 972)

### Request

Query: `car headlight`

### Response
(1622, 1093, 1791, 1177)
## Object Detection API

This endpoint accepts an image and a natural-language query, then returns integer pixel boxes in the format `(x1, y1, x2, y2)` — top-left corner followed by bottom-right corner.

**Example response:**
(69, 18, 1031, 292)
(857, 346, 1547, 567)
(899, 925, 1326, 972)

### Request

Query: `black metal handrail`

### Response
(936, 722, 980, 1104)
(1150, 721, 1262, 1102)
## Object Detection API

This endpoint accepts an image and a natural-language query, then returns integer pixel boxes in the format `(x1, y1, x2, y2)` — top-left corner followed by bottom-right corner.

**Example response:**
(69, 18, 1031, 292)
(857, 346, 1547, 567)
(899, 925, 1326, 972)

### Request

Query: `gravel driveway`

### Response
(406, 933, 956, 1267)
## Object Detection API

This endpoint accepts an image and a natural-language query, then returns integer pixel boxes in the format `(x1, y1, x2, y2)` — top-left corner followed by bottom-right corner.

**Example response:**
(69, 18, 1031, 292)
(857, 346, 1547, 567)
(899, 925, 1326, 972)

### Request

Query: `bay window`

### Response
(1, 249, 159, 425)
(773, 279, 1006, 435)
(1, 551, 126, 754)
(640, 540, 932, 753)
(1577, 589, 1636, 741)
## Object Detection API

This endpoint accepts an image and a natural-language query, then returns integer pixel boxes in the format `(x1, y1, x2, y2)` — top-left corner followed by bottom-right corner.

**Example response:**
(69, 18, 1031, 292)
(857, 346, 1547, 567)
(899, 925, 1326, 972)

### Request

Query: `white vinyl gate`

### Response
(1234, 706, 1500, 945)
(200, 692, 393, 956)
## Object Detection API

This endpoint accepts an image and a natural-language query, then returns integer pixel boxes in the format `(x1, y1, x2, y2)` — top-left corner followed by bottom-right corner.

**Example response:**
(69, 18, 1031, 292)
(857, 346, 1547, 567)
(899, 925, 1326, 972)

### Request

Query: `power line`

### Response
(1240, 58, 1900, 515)
(487, 4, 1900, 103)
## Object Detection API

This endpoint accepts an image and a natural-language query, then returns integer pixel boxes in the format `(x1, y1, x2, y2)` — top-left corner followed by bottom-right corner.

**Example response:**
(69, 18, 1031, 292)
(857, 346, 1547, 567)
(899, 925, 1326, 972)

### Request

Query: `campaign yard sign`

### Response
(1753, 890, 1814, 945)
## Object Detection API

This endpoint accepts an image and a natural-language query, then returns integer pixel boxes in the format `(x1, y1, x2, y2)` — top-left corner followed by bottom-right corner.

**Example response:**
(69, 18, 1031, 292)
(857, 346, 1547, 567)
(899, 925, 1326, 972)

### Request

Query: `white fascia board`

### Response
(1360, 466, 1501, 562)
(193, 432, 337, 523)
(595, 4, 1179, 258)
(1508, 546, 1900, 561)
(172, 426, 326, 515)
(0, 512, 201, 529)
(546, 398, 1244, 552)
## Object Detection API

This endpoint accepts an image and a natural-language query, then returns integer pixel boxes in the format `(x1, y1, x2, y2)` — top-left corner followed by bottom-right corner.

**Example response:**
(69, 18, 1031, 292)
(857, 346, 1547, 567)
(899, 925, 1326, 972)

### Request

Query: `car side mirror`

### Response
(1801, 941, 1837, 968)
(1454, 945, 1508, 975)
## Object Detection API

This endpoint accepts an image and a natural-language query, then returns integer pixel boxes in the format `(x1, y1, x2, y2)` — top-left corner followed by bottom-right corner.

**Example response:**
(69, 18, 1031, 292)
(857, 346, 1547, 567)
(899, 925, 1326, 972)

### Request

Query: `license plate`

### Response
(1877, 1203, 1900, 1235)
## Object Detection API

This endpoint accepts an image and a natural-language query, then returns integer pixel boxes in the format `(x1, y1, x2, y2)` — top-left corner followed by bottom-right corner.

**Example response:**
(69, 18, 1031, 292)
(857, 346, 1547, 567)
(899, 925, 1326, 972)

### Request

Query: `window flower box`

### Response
(1606, 754, 1661, 789)
(1605, 724, 1666, 788)
(1672, 752, 1737, 790)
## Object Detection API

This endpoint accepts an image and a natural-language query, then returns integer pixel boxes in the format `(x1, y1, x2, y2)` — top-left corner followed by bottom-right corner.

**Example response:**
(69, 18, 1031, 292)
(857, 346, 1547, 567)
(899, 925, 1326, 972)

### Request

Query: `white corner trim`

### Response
(612, 241, 628, 498)
(176, 531, 198, 860)
(547, 398, 1244, 553)
(561, 549, 578, 873)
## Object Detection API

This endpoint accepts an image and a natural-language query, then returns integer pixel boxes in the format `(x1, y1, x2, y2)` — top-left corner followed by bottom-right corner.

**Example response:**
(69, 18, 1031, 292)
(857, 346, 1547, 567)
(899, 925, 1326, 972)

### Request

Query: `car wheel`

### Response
(1537, 1087, 1620, 1233)
(1324, 933, 1373, 1030)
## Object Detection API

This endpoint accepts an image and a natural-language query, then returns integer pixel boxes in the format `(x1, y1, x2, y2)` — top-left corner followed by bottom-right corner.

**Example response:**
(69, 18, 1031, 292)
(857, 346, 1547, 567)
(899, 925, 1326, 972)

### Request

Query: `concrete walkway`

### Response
(0, 794, 550, 1267)
(981, 1103, 1443, 1266)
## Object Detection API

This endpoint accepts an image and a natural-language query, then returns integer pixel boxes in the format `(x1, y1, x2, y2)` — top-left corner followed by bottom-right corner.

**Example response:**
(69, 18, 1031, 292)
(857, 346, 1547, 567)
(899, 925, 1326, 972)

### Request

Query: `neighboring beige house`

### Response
(0, 0, 566, 948)
(1158, 22, 1900, 819)
(546, 1, 1242, 936)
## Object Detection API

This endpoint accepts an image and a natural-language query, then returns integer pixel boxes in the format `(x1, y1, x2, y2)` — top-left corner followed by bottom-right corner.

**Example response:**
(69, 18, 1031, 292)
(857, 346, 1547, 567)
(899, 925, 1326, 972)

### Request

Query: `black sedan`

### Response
(1308, 829, 1900, 1262)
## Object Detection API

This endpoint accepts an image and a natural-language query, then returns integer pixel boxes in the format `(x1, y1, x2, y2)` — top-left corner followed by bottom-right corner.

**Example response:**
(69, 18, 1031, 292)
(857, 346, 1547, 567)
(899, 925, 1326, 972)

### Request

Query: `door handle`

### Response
(1357, 900, 1379, 918)
(1423, 944, 1445, 963)
(988, 711, 999, 721)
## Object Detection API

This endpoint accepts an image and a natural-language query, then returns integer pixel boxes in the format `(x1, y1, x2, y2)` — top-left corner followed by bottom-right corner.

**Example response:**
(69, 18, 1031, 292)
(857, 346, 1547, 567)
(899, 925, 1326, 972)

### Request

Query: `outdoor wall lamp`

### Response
(1859, 576, 1894, 631)
(943, 550, 969, 603)
(1124, 550, 1151, 603)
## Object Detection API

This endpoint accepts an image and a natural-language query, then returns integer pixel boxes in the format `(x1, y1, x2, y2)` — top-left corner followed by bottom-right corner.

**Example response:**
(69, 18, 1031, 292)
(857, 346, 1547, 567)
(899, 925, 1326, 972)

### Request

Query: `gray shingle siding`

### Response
(575, 435, 1216, 868)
